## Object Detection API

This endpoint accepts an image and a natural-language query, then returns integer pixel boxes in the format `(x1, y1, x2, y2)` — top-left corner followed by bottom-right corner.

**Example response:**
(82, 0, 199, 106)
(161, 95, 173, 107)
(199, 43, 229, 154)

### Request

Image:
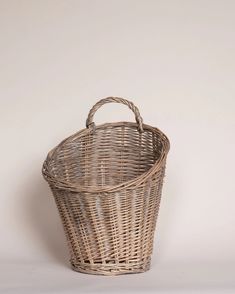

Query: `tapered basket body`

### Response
(42, 97, 170, 275)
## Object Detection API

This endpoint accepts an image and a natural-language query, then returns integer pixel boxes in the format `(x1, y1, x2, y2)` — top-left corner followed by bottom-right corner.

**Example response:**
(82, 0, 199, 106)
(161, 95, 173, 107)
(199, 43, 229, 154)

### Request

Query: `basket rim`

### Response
(42, 121, 170, 193)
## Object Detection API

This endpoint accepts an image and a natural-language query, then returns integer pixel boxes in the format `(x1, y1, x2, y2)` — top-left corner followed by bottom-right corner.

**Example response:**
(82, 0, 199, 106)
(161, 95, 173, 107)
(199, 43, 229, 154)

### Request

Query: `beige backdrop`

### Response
(1, 0, 235, 293)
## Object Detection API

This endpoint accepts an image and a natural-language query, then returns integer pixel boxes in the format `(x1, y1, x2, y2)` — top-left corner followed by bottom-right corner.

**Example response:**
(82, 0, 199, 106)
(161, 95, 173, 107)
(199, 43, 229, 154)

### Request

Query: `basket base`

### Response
(70, 257, 151, 276)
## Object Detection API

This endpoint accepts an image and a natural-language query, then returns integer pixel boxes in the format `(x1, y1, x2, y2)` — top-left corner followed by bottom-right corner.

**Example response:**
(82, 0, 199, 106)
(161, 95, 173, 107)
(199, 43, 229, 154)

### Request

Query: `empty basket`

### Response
(42, 97, 170, 275)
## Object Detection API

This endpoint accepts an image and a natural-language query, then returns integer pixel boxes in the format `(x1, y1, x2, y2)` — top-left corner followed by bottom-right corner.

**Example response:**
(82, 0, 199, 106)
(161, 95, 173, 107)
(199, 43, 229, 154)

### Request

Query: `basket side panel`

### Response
(50, 162, 166, 274)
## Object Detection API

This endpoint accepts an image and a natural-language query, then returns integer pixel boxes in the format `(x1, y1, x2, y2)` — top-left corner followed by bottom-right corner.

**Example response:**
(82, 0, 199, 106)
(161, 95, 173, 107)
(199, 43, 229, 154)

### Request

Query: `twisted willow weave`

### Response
(42, 97, 170, 275)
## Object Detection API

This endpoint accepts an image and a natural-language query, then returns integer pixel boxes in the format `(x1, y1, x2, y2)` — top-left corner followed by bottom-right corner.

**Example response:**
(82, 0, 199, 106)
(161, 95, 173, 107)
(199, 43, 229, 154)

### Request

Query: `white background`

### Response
(1, 0, 235, 293)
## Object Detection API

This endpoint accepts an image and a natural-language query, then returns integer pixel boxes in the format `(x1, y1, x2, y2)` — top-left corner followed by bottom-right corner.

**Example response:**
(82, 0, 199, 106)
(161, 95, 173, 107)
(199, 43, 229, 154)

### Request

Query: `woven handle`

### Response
(86, 97, 144, 132)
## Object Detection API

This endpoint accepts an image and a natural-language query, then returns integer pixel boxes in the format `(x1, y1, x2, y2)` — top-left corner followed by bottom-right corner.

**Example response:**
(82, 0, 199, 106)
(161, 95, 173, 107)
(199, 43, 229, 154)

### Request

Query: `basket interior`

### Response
(48, 124, 165, 188)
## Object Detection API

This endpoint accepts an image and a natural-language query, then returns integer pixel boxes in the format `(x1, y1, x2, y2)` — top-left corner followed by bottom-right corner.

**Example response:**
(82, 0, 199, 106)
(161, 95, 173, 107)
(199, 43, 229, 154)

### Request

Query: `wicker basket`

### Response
(42, 97, 170, 275)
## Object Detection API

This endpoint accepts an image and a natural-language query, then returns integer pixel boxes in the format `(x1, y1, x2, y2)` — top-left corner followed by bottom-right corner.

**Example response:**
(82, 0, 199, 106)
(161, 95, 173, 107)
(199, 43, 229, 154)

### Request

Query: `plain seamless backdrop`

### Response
(0, 0, 235, 293)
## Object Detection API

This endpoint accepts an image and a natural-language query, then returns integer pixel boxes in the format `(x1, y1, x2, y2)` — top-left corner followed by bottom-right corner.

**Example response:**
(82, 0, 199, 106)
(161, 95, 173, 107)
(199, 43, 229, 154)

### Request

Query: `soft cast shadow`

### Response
(22, 169, 69, 266)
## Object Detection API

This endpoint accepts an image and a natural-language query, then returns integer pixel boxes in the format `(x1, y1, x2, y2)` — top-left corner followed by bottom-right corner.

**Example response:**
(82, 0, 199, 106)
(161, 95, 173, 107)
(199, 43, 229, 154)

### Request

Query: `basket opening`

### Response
(47, 124, 165, 189)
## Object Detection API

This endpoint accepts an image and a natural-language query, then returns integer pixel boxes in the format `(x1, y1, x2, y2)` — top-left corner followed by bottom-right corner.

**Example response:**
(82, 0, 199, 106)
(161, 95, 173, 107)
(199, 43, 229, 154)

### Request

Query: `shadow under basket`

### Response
(42, 97, 170, 275)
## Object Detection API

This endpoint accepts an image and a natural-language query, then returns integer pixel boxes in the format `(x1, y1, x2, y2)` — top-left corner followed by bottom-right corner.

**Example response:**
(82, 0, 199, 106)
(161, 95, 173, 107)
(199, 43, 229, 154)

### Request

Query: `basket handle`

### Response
(86, 97, 144, 132)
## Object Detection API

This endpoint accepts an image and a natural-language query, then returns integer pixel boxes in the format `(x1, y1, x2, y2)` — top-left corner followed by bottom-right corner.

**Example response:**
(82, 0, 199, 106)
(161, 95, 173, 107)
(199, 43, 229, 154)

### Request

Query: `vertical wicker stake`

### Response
(42, 97, 170, 275)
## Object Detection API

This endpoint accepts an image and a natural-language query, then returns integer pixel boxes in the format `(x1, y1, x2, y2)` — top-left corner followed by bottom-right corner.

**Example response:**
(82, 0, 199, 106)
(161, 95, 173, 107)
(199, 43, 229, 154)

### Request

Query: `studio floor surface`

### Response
(1, 260, 234, 294)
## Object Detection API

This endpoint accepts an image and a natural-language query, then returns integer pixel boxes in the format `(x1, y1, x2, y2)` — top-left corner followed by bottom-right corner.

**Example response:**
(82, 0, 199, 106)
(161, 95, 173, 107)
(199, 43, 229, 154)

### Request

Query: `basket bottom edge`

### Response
(70, 258, 151, 276)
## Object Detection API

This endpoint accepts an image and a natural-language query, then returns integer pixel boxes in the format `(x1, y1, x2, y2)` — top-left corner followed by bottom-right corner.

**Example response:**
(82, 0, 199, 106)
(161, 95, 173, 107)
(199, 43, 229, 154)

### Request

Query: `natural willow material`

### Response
(42, 97, 170, 275)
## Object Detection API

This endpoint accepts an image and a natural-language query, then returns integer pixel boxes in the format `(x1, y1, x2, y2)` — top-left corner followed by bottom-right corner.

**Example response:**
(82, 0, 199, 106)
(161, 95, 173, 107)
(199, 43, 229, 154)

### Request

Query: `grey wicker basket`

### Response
(42, 97, 170, 275)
